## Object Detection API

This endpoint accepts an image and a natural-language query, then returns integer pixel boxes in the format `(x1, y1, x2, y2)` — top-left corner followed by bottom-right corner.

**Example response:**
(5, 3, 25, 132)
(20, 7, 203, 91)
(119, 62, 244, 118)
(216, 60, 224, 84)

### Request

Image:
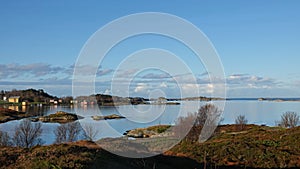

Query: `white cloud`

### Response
(103, 89, 111, 95)
(0, 62, 296, 98)
(159, 82, 168, 88)
(134, 83, 149, 93)
(227, 74, 278, 86)
(206, 83, 214, 93)
(181, 83, 215, 97)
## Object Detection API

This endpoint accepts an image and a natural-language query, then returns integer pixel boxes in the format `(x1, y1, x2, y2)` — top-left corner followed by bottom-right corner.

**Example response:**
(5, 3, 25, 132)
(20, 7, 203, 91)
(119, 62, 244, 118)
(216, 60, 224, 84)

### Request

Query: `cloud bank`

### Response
(0, 63, 297, 97)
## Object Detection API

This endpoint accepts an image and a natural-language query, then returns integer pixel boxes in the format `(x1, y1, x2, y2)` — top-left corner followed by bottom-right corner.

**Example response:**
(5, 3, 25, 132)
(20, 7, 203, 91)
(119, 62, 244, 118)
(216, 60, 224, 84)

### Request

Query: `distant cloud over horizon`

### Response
(0, 62, 298, 98)
(227, 74, 280, 88)
(0, 63, 64, 79)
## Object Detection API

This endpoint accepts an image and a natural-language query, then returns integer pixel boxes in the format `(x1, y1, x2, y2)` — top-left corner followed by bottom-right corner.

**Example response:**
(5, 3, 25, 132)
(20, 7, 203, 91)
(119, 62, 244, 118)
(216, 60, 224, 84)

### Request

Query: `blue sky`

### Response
(0, 1, 300, 98)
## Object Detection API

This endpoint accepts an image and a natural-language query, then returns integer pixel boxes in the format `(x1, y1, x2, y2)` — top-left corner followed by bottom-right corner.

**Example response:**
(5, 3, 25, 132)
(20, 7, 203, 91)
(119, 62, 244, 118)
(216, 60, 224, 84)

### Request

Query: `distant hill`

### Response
(76, 94, 149, 106)
(0, 89, 149, 105)
(180, 96, 224, 101)
(1, 89, 57, 103)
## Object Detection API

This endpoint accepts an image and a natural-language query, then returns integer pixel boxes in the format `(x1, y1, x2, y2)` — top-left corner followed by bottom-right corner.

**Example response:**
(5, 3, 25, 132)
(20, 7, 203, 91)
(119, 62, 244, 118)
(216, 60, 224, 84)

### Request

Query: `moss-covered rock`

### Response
(32, 111, 80, 123)
(91, 114, 125, 121)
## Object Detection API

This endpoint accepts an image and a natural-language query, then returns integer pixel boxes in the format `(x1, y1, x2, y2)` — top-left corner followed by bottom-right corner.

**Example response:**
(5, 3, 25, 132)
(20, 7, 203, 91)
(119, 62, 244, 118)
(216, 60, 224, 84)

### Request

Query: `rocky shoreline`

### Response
(0, 108, 30, 123)
(31, 111, 80, 123)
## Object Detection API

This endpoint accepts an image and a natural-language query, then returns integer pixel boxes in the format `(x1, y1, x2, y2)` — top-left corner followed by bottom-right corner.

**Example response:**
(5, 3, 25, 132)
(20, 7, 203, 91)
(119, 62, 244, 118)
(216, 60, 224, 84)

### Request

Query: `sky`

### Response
(0, 1, 300, 98)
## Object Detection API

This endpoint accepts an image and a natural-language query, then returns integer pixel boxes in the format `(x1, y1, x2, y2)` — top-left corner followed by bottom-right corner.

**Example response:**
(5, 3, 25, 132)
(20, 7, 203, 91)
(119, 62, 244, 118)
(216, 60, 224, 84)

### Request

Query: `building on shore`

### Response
(8, 96, 20, 103)
(22, 101, 29, 106)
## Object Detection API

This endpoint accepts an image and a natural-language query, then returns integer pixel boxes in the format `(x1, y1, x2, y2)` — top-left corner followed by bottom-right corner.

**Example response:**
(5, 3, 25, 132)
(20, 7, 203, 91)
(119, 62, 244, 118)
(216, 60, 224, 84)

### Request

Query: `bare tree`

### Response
(279, 111, 299, 128)
(174, 104, 222, 142)
(82, 124, 99, 141)
(54, 121, 82, 143)
(0, 130, 11, 146)
(197, 104, 222, 142)
(174, 112, 196, 139)
(235, 115, 248, 131)
(13, 119, 43, 148)
(67, 122, 82, 142)
(54, 124, 68, 143)
(195, 104, 221, 127)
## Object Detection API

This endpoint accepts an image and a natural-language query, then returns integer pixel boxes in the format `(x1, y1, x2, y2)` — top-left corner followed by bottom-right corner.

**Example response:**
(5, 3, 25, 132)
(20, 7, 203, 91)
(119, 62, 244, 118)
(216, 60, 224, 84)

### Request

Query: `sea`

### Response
(1, 100, 300, 145)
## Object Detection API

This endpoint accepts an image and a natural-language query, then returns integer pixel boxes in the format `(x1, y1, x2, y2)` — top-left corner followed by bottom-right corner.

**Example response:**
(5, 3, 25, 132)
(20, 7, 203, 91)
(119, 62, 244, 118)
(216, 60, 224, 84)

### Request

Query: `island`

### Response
(258, 97, 300, 102)
(91, 114, 125, 121)
(151, 102, 180, 105)
(31, 111, 80, 123)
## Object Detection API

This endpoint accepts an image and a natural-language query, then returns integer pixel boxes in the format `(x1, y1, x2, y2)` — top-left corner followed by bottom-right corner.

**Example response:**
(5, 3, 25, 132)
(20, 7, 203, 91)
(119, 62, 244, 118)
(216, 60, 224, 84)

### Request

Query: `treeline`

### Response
(1, 89, 148, 105)
(0, 89, 57, 103)
(76, 94, 148, 105)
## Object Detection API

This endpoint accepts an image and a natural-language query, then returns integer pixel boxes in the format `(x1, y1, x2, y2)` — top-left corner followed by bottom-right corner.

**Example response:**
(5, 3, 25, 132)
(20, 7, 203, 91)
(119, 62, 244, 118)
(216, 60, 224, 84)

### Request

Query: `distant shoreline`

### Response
(227, 98, 300, 102)
(1, 97, 300, 107)
(1, 89, 300, 108)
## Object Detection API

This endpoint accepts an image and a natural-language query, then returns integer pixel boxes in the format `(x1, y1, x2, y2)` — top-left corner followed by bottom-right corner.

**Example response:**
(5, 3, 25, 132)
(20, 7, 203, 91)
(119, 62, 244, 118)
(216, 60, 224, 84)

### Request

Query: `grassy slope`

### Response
(0, 125, 299, 169)
(167, 125, 300, 168)
(0, 141, 201, 169)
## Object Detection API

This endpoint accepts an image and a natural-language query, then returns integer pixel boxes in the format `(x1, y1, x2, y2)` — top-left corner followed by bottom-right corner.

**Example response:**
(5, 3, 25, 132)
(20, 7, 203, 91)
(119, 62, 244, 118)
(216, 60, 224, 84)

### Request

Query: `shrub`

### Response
(278, 111, 299, 128)
(174, 104, 222, 142)
(82, 124, 99, 141)
(174, 112, 197, 140)
(235, 115, 248, 131)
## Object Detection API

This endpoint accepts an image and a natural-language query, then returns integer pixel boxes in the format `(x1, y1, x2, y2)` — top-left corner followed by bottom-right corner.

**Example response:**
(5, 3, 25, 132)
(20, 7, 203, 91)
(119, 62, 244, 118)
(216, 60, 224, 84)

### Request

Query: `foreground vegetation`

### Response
(0, 140, 203, 169)
(168, 124, 300, 168)
(0, 125, 299, 169)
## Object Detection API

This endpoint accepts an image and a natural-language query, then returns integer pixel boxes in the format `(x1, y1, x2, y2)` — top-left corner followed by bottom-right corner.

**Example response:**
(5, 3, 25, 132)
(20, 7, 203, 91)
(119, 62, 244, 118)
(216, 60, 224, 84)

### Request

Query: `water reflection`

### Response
(0, 101, 300, 145)
(3, 105, 50, 116)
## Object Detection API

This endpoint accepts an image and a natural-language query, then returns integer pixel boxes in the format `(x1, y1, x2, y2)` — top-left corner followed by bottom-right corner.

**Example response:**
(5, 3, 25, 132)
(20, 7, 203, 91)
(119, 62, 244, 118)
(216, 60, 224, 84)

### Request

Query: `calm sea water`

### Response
(1, 100, 299, 145)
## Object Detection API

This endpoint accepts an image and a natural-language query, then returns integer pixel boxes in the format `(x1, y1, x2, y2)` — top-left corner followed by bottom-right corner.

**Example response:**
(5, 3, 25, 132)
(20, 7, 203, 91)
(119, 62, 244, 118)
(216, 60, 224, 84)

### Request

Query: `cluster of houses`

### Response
(0, 95, 91, 107)
(49, 99, 63, 105)
(2, 96, 21, 104)
(1, 96, 64, 106)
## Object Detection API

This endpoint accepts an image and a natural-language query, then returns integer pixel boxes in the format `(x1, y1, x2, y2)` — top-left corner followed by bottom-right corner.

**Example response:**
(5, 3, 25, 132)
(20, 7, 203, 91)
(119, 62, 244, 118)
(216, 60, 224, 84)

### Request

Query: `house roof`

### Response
(9, 96, 20, 99)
